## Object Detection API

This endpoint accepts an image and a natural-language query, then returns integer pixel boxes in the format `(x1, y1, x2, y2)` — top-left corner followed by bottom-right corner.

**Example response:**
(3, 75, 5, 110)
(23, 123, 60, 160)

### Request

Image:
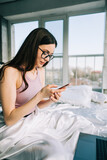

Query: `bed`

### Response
(0, 85, 107, 160)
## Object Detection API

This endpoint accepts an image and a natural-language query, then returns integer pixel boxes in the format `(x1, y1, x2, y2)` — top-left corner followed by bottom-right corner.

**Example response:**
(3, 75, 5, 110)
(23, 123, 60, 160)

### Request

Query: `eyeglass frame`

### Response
(38, 47, 54, 61)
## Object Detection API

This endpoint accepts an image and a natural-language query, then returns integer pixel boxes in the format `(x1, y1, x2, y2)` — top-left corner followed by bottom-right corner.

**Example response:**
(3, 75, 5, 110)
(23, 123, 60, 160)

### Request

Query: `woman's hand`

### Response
(40, 84, 57, 98)
(50, 92, 61, 102)
(37, 85, 66, 109)
(40, 84, 65, 99)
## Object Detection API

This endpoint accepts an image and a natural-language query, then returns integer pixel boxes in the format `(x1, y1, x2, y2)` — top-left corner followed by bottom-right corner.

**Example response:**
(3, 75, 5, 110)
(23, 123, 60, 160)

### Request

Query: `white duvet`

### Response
(0, 85, 107, 160)
(0, 102, 107, 160)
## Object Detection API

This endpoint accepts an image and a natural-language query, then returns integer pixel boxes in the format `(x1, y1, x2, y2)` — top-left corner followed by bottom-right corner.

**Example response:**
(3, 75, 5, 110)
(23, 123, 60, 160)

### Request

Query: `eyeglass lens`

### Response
(39, 47, 53, 60)
(41, 52, 53, 60)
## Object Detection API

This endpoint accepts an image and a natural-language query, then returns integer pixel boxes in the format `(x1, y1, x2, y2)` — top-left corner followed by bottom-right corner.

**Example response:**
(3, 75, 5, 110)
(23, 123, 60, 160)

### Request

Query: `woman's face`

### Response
(35, 44, 55, 68)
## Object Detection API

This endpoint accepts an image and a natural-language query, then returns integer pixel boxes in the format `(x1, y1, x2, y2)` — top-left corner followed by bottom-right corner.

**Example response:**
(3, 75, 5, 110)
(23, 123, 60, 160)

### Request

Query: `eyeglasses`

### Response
(38, 47, 54, 61)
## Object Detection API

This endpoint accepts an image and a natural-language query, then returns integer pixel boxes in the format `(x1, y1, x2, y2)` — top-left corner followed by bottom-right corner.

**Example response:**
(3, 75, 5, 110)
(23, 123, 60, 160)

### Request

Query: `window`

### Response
(68, 12, 105, 89)
(12, 12, 106, 90)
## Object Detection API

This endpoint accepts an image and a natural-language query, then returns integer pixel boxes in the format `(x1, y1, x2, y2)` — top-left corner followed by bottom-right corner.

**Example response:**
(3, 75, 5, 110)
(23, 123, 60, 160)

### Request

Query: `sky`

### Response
(69, 12, 105, 55)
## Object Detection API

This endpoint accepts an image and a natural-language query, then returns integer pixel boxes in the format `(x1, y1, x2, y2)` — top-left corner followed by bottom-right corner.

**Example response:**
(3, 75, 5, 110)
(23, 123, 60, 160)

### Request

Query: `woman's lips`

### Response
(40, 61, 45, 65)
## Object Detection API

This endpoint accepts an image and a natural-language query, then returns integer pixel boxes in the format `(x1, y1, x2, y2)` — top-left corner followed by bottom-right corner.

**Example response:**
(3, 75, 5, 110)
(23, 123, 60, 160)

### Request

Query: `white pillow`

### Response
(59, 85, 92, 107)
(91, 91, 107, 104)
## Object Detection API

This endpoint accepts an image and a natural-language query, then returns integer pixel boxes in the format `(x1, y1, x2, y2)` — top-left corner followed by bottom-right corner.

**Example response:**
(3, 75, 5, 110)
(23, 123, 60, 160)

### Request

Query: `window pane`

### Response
(45, 60, 53, 84)
(93, 56, 103, 88)
(68, 12, 105, 90)
(77, 57, 85, 83)
(69, 56, 104, 88)
(45, 20, 63, 86)
(86, 57, 95, 86)
(45, 58, 62, 85)
(95, 57, 103, 71)
(69, 57, 76, 85)
(85, 56, 103, 88)
(14, 21, 38, 54)
(53, 58, 63, 84)
(69, 12, 105, 55)
(69, 57, 86, 85)
(45, 20, 63, 56)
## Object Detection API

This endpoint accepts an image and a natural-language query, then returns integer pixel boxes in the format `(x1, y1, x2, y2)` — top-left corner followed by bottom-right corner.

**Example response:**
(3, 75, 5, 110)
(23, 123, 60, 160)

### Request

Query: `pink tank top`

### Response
(15, 68, 42, 114)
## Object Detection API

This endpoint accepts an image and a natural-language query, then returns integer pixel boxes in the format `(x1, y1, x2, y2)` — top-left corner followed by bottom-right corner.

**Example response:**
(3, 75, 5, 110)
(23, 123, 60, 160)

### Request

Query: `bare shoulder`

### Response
(4, 66, 19, 75)
(2, 66, 20, 82)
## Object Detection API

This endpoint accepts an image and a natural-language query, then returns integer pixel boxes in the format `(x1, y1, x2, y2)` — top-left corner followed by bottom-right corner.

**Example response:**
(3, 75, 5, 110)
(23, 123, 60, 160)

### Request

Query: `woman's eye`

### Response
(43, 52, 48, 55)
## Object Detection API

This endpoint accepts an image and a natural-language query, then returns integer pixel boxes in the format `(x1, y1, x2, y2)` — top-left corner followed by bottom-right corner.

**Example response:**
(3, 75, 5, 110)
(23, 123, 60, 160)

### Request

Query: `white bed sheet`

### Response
(0, 101, 107, 160)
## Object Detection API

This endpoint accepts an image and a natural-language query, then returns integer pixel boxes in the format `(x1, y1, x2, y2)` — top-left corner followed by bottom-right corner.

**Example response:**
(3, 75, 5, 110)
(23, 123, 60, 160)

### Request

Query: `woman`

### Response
(0, 27, 65, 126)
(0, 28, 67, 160)
(0, 28, 96, 160)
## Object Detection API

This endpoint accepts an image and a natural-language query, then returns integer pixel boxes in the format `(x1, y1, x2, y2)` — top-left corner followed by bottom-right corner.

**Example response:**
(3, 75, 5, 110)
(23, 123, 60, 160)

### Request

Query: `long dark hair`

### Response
(0, 27, 57, 91)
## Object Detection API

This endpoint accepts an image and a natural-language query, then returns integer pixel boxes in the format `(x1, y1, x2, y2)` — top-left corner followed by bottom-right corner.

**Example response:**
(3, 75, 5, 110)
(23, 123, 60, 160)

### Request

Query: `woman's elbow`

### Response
(4, 116, 16, 126)
(4, 118, 12, 126)
(3, 110, 18, 126)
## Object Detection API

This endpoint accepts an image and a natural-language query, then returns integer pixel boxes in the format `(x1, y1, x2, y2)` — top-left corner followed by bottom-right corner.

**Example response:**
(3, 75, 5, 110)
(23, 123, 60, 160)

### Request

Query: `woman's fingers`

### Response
(57, 88, 66, 93)
(50, 95, 58, 102)
(50, 92, 61, 102)
(58, 92, 61, 97)
(48, 84, 58, 89)
(48, 84, 66, 94)
(50, 88, 66, 94)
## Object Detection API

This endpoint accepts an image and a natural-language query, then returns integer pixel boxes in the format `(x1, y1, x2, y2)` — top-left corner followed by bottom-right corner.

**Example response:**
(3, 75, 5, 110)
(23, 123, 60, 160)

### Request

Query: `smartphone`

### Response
(58, 83, 71, 89)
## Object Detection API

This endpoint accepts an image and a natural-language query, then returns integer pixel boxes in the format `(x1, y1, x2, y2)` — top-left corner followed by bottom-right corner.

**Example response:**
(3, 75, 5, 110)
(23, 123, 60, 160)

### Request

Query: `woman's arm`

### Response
(0, 67, 43, 125)
(0, 67, 57, 126)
